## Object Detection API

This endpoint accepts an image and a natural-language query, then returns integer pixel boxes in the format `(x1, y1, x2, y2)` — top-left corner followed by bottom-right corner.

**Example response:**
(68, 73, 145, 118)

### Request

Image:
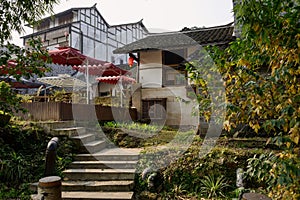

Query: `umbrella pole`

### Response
(86, 62, 89, 104)
(120, 76, 123, 107)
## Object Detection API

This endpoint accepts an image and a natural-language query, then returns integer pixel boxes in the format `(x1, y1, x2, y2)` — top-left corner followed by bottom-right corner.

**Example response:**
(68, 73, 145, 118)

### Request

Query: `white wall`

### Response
(142, 86, 198, 126)
(137, 47, 200, 126)
(139, 51, 162, 88)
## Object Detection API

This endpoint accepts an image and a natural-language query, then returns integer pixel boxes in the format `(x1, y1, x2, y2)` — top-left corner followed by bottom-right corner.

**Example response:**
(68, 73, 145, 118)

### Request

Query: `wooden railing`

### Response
(18, 102, 137, 122)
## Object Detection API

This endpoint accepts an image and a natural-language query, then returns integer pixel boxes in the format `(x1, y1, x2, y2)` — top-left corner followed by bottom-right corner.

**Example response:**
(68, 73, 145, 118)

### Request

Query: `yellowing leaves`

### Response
(249, 121, 261, 133)
(276, 104, 282, 112)
(253, 23, 261, 33)
(254, 106, 262, 115)
(289, 125, 299, 145)
(237, 58, 250, 67)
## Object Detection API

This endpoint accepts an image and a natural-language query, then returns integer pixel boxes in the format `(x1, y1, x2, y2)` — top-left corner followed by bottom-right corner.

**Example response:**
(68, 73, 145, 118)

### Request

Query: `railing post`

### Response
(44, 137, 59, 176)
(38, 176, 61, 200)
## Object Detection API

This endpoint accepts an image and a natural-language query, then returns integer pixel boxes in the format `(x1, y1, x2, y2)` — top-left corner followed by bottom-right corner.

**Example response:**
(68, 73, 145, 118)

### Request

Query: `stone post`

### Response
(242, 193, 271, 200)
(38, 176, 61, 200)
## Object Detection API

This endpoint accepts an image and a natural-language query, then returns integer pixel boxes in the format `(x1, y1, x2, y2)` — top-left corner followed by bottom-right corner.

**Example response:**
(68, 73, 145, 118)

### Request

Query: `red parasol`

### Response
(48, 46, 107, 66)
(73, 63, 129, 76)
(0, 76, 44, 88)
(0, 60, 22, 75)
(96, 75, 136, 85)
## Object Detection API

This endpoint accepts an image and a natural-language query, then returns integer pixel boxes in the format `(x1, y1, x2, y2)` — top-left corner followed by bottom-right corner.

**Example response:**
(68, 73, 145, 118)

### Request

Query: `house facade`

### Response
(22, 4, 148, 65)
(114, 23, 235, 126)
(21, 4, 148, 97)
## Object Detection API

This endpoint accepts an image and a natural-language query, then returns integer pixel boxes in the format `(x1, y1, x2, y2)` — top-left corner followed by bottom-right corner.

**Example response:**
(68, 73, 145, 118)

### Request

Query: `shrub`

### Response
(0, 81, 25, 116)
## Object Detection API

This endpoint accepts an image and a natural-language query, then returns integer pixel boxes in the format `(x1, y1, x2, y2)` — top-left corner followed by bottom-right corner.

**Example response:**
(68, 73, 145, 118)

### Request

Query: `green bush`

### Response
(246, 152, 300, 199)
(0, 81, 25, 116)
(135, 136, 278, 199)
(0, 121, 76, 198)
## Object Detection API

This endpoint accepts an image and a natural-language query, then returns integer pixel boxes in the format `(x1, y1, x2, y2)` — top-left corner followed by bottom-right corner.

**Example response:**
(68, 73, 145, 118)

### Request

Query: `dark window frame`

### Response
(142, 98, 167, 120)
(162, 49, 187, 86)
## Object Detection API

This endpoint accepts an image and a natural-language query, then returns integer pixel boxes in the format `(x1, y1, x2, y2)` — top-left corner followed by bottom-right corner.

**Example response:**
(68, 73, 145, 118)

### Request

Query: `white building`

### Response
(22, 4, 148, 65)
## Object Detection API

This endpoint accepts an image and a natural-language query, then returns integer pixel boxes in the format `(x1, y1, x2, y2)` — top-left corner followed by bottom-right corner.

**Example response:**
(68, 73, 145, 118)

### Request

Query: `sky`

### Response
(12, 0, 234, 46)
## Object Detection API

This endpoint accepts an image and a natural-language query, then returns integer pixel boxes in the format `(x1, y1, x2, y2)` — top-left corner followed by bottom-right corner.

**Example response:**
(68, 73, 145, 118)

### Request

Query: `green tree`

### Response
(187, 0, 299, 199)
(0, 0, 58, 114)
(0, 0, 58, 79)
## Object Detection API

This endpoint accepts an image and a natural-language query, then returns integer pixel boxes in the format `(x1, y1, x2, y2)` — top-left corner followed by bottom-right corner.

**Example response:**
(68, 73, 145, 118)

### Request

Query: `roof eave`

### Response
(113, 37, 235, 54)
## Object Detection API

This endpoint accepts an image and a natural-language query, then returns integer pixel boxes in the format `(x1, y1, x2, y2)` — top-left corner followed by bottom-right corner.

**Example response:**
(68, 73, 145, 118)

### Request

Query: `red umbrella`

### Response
(73, 63, 129, 76)
(96, 75, 136, 85)
(48, 46, 107, 66)
(0, 60, 46, 76)
(0, 76, 44, 88)
(0, 60, 22, 75)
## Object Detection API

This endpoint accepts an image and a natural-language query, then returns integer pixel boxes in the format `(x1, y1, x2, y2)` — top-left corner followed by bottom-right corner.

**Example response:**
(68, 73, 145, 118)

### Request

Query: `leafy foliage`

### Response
(135, 136, 278, 199)
(0, 0, 58, 118)
(103, 121, 162, 133)
(0, 81, 25, 115)
(0, 121, 77, 198)
(246, 152, 300, 199)
(102, 122, 178, 148)
(199, 174, 229, 199)
(0, 0, 58, 44)
(186, 0, 300, 199)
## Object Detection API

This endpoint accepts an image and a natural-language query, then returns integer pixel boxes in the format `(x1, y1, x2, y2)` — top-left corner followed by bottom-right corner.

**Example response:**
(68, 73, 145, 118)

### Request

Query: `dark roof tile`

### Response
(114, 23, 235, 54)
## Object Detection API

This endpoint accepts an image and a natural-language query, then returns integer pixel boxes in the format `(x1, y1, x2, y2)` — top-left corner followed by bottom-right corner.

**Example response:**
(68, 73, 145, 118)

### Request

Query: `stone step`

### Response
(63, 169, 136, 181)
(69, 160, 138, 169)
(80, 140, 107, 154)
(71, 133, 96, 145)
(62, 180, 134, 192)
(62, 191, 134, 200)
(75, 153, 139, 162)
(52, 127, 86, 137)
(74, 148, 141, 161)
(36, 121, 75, 134)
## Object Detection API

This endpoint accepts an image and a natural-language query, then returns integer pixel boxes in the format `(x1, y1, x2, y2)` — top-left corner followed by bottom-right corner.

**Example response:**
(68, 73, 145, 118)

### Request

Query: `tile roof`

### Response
(113, 23, 235, 54)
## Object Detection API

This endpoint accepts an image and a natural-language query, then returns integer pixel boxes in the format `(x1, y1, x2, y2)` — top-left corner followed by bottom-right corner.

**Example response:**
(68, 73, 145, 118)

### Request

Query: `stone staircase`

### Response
(37, 121, 141, 200)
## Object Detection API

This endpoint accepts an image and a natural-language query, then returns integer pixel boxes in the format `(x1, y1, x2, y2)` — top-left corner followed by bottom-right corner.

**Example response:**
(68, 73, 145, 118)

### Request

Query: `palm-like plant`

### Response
(199, 174, 229, 199)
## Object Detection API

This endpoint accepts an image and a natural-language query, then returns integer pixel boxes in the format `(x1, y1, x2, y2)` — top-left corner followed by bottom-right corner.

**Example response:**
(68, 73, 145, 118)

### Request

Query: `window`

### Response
(82, 37, 94, 57)
(95, 29, 101, 40)
(142, 99, 166, 120)
(162, 49, 187, 86)
(163, 67, 186, 86)
(91, 15, 95, 26)
(71, 32, 80, 49)
(101, 31, 107, 43)
(121, 31, 127, 44)
(88, 25, 95, 38)
(162, 49, 185, 65)
(95, 42, 106, 61)
(99, 91, 110, 97)
(127, 29, 133, 43)
(108, 38, 117, 47)
(116, 30, 121, 42)
(58, 13, 73, 25)
(37, 20, 50, 31)
(111, 56, 115, 63)
(81, 23, 88, 35)
(86, 9, 90, 17)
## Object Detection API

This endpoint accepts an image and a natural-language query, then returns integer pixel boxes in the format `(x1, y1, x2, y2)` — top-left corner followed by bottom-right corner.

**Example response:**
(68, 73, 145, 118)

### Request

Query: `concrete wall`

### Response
(139, 51, 162, 88)
(132, 47, 200, 126)
(141, 86, 198, 126)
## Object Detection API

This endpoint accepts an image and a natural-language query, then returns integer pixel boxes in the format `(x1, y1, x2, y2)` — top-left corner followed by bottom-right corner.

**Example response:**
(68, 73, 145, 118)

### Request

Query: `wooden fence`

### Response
(19, 102, 137, 122)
